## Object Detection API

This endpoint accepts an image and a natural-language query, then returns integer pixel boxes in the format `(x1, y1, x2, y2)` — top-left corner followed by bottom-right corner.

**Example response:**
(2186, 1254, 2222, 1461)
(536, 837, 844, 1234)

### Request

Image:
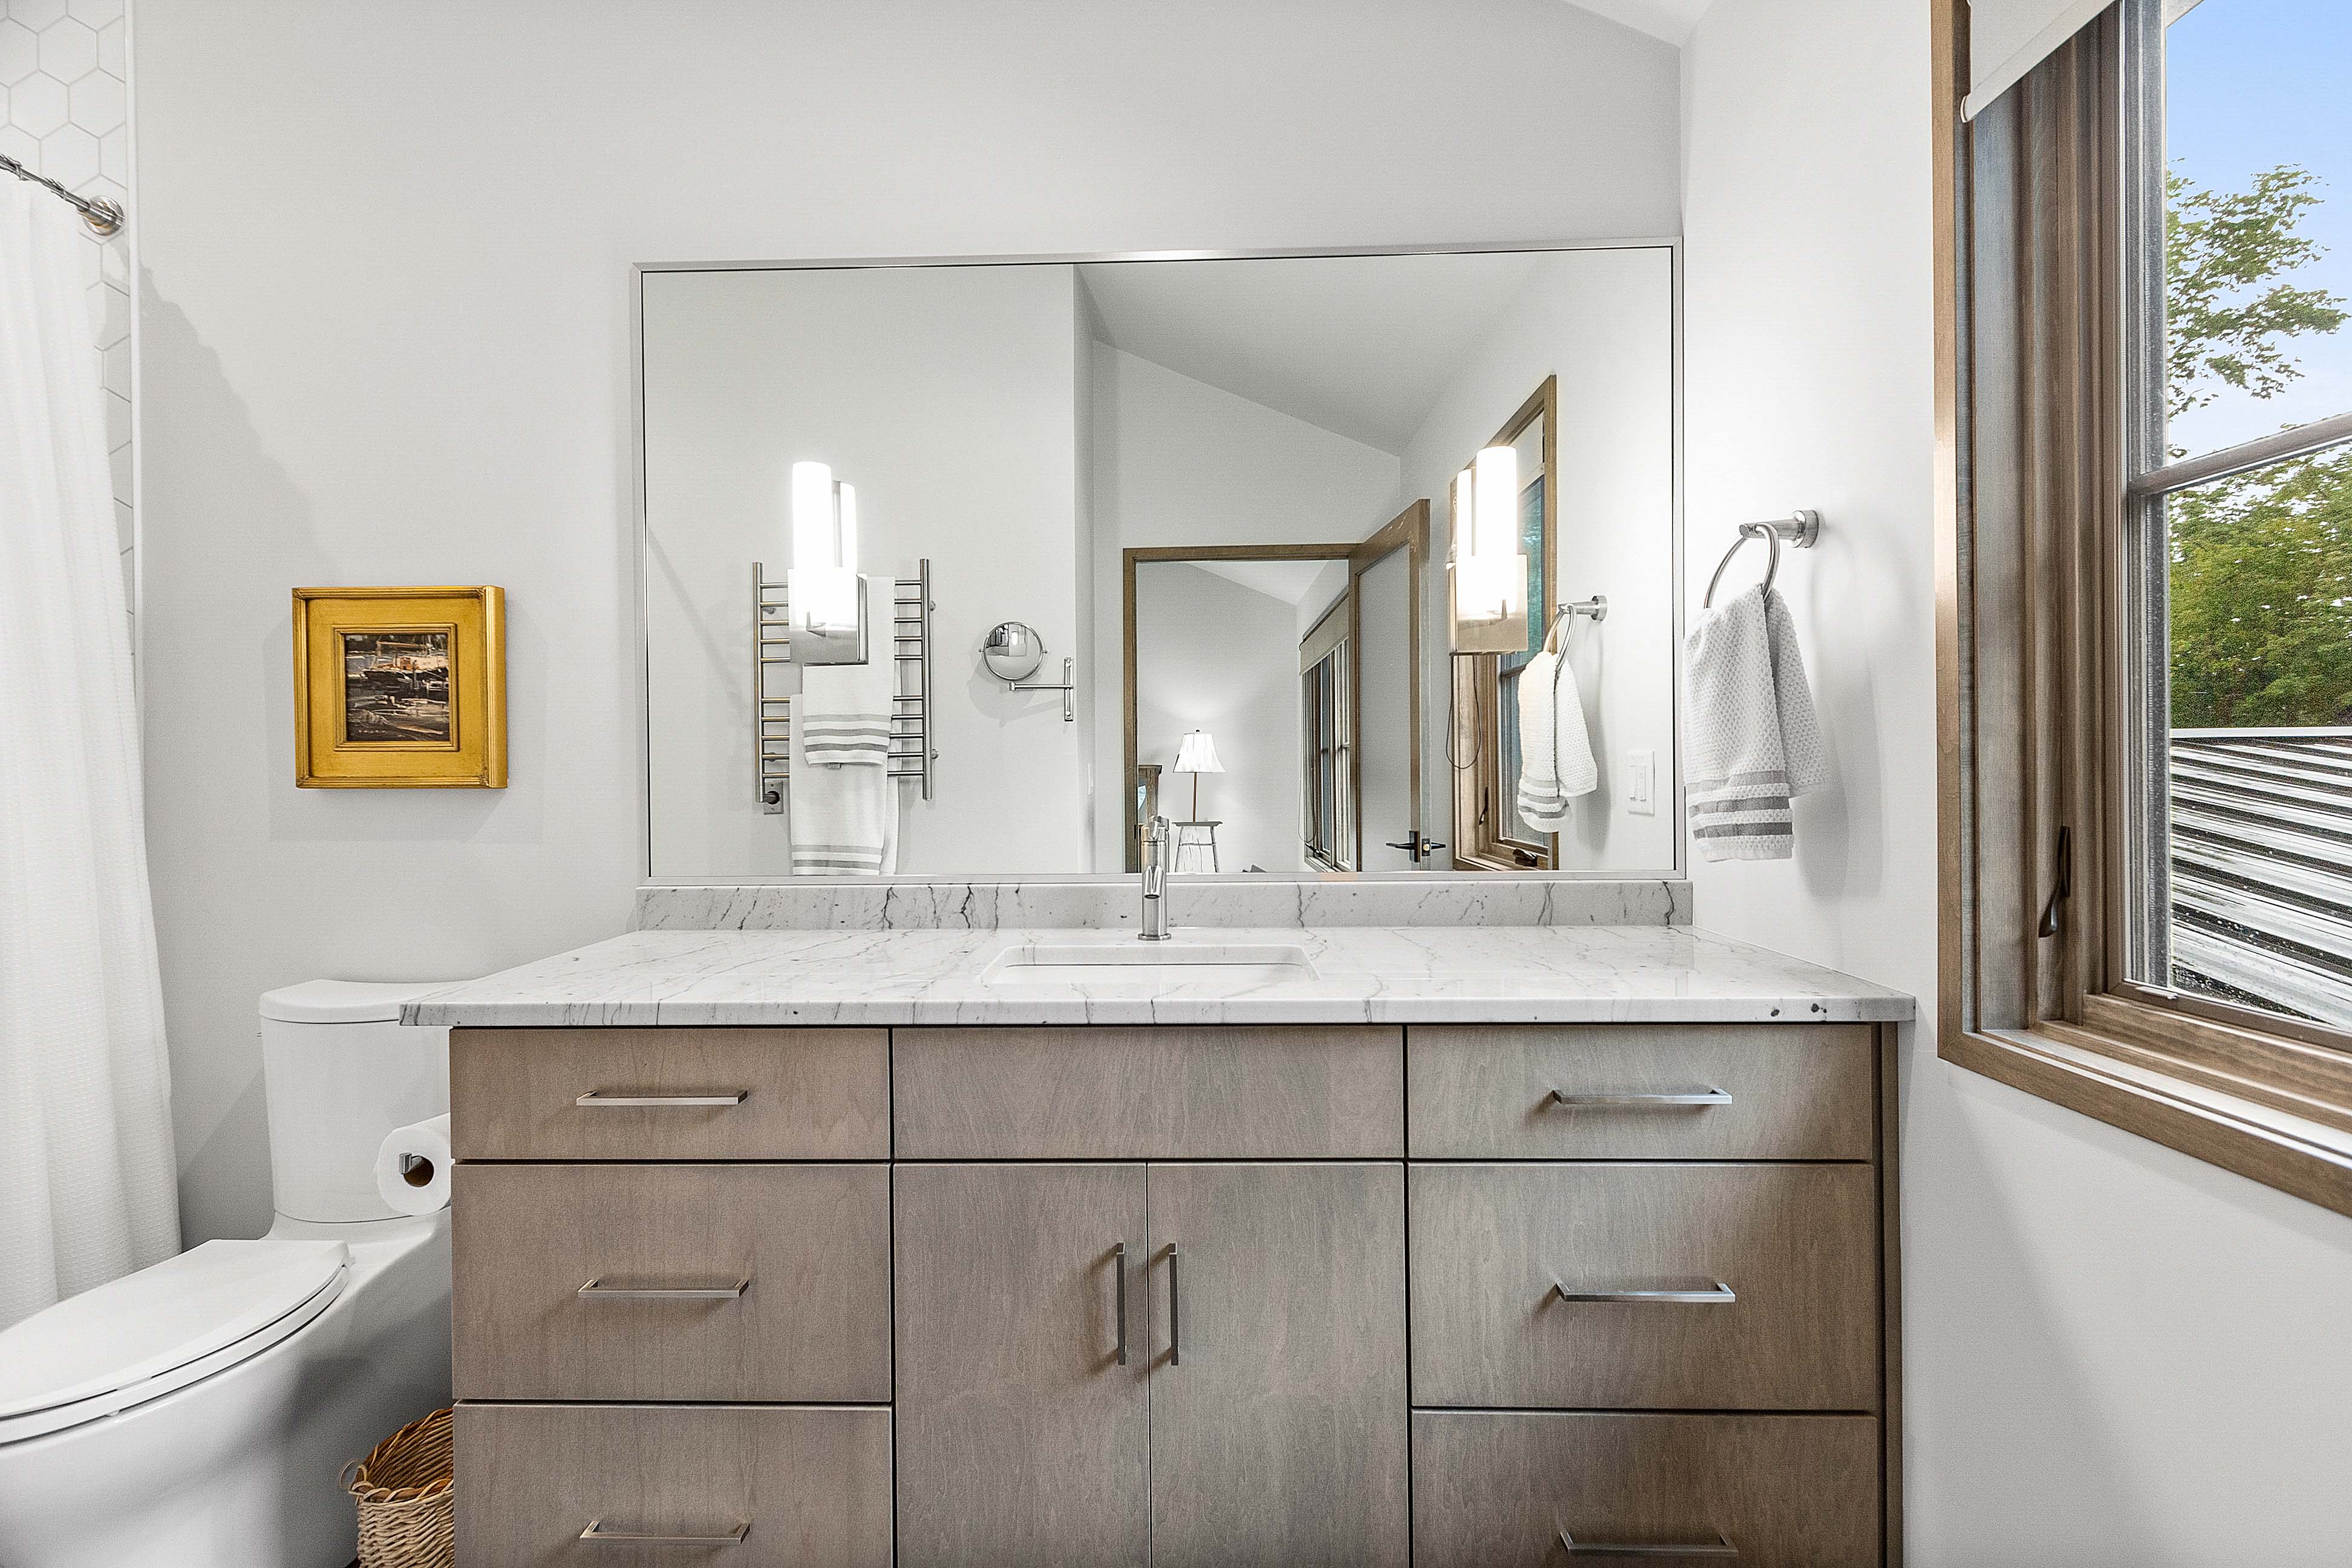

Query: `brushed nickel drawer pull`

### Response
(575, 1089, 750, 1107)
(1547, 1087, 1731, 1107)
(1550, 1279, 1736, 1304)
(580, 1518, 751, 1546)
(1165, 1243, 1182, 1368)
(1111, 1241, 1130, 1366)
(577, 1276, 751, 1300)
(1560, 1527, 1737, 1558)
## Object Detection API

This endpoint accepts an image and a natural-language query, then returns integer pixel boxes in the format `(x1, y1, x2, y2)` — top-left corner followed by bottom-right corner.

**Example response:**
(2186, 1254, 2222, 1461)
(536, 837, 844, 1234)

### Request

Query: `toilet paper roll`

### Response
(374, 1113, 452, 1216)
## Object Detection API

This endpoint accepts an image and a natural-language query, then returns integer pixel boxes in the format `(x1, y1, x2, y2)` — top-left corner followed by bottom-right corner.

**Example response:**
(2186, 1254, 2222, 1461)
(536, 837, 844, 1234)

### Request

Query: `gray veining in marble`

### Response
(635, 878, 1693, 932)
(405, 923, 1912, 1029)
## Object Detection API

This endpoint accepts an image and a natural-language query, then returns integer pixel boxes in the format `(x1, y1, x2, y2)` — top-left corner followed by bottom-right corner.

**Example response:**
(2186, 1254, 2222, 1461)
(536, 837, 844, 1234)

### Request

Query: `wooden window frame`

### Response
(1933, 0, 2352, 1216)
(1450, 378, 1560, 872)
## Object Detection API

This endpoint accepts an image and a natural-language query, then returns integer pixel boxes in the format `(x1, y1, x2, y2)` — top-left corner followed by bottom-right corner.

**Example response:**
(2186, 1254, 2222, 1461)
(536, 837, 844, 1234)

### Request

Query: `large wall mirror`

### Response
(638, 245, 1676, 881)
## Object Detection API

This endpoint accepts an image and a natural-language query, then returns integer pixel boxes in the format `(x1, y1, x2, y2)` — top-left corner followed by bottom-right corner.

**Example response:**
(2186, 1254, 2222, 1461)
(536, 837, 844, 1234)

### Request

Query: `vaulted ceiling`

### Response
(1563, 0, 1713, 47)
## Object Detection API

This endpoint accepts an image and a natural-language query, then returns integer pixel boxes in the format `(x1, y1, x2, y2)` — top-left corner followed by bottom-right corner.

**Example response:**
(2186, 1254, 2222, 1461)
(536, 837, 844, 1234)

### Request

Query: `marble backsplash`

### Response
(635, 878, 1693, 932)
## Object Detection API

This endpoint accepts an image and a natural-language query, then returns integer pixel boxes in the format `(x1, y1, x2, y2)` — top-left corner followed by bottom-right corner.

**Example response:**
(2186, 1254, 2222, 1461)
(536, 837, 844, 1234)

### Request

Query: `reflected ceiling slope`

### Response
(1182, 557, 1341, 608)
(1561, 0, 1710, 46)
(1079, 252, 1544, 452)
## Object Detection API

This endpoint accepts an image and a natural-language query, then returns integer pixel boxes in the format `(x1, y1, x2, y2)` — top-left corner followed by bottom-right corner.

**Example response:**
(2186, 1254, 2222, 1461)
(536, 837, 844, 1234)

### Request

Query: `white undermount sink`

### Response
(981, 941, 1319, 987)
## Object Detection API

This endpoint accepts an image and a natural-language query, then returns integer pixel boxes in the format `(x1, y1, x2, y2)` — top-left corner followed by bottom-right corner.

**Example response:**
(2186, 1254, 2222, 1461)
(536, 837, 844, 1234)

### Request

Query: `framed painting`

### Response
(292, 586, 506, 788)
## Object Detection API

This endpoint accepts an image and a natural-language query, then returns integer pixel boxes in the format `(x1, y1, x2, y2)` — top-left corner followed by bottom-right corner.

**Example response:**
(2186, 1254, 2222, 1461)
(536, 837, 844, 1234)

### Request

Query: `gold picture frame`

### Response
(292, 586, 506, 788)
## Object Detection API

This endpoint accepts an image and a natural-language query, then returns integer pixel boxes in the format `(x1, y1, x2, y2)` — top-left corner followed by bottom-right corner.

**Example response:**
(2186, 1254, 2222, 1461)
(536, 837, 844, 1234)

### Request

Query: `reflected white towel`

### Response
(790, 577, 901, 876)
(1682, 584, 1827, 861)
(1514, 647, 1598, 832)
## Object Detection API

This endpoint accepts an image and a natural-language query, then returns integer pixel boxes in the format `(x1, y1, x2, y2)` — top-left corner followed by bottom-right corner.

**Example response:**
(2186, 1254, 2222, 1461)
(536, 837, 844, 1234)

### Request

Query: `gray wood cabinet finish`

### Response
(456, 1402, 893, 1568)
(451, 1026, 888, 1160)
(1411, 1410, 1880, 1568)
(452, 1162, 890, 1403)
(1409, 1162, 1879, 1410)
(894, 1163, 1151, 1568)
(892, 1024, 1403, 1158)
(1146, 1162, 1410, 1568)
(1408, 1022, 1875, 1160)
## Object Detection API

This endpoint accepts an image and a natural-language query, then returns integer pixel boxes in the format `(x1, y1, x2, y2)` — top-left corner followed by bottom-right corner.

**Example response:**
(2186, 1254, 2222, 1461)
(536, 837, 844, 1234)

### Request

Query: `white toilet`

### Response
(0, 981, 460, 1568)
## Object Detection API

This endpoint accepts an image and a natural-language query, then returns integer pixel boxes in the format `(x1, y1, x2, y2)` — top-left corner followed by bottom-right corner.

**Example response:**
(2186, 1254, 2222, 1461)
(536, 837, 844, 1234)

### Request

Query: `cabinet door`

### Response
(1146, 1162, 1409, 1568)
(895, 1163, 1149, 1568)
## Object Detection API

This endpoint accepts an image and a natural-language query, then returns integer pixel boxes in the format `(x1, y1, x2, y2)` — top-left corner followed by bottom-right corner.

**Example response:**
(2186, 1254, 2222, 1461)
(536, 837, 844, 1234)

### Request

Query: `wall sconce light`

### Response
(982, 621, 1076, 723)
(1448, 445, 1529, 654)
(788, 460, 867, 664)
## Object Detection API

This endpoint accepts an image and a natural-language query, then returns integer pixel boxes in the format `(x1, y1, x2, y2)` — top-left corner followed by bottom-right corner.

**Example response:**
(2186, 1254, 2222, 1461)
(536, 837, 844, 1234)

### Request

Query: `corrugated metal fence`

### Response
(2171, 728, 2352, 1025)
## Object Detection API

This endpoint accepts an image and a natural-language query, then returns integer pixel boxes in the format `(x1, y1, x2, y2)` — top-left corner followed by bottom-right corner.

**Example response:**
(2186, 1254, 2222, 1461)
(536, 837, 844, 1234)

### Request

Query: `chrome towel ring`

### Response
(1704, 510, 1821, 609)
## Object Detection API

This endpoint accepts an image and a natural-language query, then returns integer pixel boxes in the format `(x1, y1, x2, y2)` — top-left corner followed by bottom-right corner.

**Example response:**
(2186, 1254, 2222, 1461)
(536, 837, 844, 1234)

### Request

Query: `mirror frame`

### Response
(630, 241, 1684, 885)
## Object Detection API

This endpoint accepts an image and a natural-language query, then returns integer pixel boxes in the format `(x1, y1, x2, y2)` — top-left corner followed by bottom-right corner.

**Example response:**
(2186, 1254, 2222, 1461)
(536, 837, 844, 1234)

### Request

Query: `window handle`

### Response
(2038, 825, 2072, 939)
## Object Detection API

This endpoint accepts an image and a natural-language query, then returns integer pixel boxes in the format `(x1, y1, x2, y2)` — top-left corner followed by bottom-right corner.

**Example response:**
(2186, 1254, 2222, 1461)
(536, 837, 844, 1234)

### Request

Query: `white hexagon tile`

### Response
(2, 0, 135, 606)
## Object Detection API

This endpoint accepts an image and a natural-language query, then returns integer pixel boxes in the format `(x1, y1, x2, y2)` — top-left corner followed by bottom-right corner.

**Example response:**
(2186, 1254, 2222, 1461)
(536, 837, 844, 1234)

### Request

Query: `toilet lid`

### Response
(0, 1239, 348, 1442)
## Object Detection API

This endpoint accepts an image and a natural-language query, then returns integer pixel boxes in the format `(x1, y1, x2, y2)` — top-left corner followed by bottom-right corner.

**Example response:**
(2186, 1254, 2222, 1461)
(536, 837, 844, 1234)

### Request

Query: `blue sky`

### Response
(2167, 0, 2352, 457)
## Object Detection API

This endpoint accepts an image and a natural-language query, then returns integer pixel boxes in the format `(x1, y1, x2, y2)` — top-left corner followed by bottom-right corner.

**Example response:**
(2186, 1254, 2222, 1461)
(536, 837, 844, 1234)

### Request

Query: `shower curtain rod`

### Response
(0, 153, 125, 237)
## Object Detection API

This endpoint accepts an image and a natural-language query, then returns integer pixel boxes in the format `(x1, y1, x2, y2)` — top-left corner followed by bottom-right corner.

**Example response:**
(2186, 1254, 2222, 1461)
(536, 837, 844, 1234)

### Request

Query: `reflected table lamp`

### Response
(1171, 730, 1224, 873)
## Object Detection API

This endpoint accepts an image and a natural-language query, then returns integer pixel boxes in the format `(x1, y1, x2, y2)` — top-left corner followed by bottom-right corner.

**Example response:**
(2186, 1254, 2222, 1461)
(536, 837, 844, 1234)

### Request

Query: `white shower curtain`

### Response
(0, 180, 180, 1330)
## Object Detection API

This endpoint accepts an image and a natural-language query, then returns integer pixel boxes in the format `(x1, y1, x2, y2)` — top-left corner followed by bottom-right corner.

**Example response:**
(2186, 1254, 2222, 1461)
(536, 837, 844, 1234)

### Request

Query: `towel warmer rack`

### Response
(1703, 511, 1821, 609)
(753, 558, 935, 811)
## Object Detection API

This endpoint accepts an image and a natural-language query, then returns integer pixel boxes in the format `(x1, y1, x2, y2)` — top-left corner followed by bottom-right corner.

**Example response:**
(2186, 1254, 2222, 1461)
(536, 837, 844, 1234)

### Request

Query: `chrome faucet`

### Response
(1139, 815, 1172, 941)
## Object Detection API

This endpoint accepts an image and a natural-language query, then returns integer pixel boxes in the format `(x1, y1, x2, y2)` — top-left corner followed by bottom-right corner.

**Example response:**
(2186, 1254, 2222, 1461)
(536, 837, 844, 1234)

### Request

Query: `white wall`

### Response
(1132, 563, 1305, 874)
(1086, 343, 1402, 866)
(641, 264, 1086, 879)
(1682, 3, 2352, 1563)
(1399, 247, 1678, 872)
(132, 0, 1678, 1243)
(1, 0, 132, 624)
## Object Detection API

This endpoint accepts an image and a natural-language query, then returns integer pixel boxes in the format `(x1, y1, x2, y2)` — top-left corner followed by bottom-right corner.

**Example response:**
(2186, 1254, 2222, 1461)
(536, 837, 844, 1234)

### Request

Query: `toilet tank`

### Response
(257, 981, 457, 1223)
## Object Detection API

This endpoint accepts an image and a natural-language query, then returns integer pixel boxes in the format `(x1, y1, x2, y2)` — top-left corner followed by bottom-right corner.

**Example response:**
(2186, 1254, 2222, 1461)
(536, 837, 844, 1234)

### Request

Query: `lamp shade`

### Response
(1172, 731, 1224, 774)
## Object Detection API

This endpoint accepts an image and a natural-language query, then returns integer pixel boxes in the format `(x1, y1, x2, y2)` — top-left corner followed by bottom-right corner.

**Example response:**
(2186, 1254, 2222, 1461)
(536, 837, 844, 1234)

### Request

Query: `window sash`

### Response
(2112, 0, 2352, 1051)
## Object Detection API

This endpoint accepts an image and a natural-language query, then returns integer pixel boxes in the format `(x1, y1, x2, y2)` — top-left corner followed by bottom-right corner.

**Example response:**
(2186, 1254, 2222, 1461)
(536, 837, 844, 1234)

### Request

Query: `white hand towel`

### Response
(1682, 583, 1827, 861)
(1514, 647, 1598, 832)
(790, 576, 903, 876)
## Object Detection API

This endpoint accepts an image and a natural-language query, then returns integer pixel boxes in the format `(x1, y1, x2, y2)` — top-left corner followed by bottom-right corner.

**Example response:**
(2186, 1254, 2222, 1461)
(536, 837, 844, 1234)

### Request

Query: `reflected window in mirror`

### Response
(1452, 379, 1558, 871)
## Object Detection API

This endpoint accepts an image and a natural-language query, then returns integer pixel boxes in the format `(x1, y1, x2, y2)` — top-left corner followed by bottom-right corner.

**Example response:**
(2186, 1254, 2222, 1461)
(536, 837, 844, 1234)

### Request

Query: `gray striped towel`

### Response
(790, 575, 901, 876)
(1681, 583, 1826, 861)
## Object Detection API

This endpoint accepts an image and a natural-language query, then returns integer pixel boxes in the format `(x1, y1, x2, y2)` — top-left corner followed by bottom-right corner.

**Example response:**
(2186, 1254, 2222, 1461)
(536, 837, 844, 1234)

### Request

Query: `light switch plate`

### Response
(1626, 749, 1656, 815)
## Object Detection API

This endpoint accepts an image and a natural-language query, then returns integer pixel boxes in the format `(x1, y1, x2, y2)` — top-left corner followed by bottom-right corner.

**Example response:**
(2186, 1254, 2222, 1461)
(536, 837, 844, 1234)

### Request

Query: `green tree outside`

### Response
(2167, 166, 2352, 728)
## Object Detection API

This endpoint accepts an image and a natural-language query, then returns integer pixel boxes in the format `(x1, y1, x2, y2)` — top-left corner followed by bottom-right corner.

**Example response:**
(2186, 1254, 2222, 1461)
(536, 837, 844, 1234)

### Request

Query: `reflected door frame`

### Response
(1123, 529, 1424, 874)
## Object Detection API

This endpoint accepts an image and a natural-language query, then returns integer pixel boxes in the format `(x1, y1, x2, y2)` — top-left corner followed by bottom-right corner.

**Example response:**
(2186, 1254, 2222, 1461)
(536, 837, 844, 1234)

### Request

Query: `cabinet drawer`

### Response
(1411, 1411, 1880, 1568)
(1407, 1023, 1875, 1160)
(1410, 1164, 1878, 1410)
(456, 1403, 892, 1568)
(451, 1027, 887, 1161)
(894, 1025, 1402, 1158)
(453, 1163, 890, 1402)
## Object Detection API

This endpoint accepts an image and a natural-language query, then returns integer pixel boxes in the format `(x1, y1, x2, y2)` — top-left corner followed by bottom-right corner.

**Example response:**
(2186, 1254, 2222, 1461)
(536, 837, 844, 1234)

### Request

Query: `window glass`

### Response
(2137, 0, 2352, 1031)
(2163, 451, 2352, 1024)
(2164, 0, 2352, 460)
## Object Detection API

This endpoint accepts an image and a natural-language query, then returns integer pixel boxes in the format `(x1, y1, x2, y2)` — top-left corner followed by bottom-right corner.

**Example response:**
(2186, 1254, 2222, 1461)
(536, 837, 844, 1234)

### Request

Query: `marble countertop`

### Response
(402, 925, 1913, 1028)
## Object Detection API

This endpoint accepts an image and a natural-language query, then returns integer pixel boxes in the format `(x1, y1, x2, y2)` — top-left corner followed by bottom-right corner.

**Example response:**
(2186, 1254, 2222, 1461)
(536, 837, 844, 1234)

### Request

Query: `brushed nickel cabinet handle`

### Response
(1560, 1527, 1737, 1558)
(576, 1089, 749, 1107)
(577, 1276, 750, 1300)
(1550, 1279, 1736, 1304)
(1165, 1243, 1182, 1368)
(1547, 1088, 1731, 1107)
(580, 1518, 751, 1546)
(1112, 1242, 1130, 1367)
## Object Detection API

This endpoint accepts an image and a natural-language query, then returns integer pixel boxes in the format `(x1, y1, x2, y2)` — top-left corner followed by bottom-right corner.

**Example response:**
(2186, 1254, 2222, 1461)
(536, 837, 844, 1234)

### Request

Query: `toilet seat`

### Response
(0, 1239, 348, 1446)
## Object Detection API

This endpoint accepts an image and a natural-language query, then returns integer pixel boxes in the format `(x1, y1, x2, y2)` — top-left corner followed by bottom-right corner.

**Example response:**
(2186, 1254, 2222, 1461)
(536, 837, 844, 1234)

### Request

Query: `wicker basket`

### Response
(343, 1406, 454, 1568)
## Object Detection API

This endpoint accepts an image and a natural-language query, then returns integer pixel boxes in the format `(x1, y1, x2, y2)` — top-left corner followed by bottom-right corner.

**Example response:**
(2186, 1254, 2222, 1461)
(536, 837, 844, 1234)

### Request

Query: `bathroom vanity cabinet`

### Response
(445, 1014, 1901, 1567)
